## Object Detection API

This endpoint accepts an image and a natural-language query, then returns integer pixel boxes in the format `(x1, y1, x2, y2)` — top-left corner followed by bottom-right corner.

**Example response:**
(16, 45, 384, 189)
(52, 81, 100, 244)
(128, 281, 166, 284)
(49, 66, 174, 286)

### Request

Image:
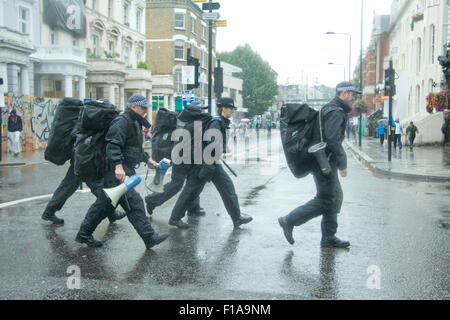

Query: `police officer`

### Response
(75, 95, 168, 249)
(168, 98, 252, 229)
(42, 98, 126, 225)
(278, 81, 359, 248)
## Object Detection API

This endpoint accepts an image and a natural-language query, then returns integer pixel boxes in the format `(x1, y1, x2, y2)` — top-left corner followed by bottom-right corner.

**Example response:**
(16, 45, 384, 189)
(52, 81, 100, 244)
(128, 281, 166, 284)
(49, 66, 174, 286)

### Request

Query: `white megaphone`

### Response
(103, 174, 142, 207)
(308, 141, 331, 175)
(146, 158, 171, 193)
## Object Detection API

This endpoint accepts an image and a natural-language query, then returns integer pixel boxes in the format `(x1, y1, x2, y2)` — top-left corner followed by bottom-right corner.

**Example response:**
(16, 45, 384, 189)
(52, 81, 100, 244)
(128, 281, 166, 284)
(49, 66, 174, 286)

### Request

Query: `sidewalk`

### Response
(0, 149, 46, 167)
(345, 136, 450, 182)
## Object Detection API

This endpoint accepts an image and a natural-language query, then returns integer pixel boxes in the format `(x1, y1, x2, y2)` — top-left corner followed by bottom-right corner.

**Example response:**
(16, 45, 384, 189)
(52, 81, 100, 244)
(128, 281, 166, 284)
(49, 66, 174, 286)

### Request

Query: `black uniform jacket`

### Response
(321, 96, 351, 171)
(106, 108, 151, 174)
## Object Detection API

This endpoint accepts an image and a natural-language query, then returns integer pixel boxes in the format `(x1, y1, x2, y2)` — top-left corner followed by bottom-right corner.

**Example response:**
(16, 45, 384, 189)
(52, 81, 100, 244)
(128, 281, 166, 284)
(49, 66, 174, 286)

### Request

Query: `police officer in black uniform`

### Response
(42, 98, 126, 225)
(168, 98, 252, 229)
(75, 95, 168, 249)
(278, 81, 360, 248)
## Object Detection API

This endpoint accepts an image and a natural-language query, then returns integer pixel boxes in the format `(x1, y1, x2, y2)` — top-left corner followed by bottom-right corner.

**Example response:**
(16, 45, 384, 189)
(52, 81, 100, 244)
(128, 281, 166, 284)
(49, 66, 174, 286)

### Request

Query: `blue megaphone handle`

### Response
(123, 175, 142, 190)
(159, 160, 170, 175)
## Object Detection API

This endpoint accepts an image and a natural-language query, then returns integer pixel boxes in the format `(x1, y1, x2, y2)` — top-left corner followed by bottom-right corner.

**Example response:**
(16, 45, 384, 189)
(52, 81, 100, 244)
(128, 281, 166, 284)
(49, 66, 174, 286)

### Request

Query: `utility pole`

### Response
(359, 0, 363, 147)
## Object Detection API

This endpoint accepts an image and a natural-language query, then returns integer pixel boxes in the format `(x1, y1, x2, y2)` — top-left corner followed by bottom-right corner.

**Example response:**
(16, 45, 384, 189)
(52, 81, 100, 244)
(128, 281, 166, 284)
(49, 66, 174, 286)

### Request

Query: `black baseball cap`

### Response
(217, 97, 237, 109)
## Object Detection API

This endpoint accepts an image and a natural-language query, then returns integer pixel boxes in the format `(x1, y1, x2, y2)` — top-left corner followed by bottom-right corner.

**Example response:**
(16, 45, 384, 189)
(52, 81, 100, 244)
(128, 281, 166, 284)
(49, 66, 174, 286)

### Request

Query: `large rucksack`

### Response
(171, 104, 213, 173)
(73, 100, 120, 182)
(280, 103, 322, 178)
(44, 98, 84, 165)
(151, 107, 178, 162)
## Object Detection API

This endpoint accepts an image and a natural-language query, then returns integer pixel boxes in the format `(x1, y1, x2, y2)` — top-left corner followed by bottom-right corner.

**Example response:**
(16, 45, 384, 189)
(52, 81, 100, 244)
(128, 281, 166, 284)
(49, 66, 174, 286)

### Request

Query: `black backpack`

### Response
(171, 104, 213, 173)
(151, 107, 178, 162)
(280, 103, 322, 178)
(73, 101, 120, 182)
(44, 98, 84, 165)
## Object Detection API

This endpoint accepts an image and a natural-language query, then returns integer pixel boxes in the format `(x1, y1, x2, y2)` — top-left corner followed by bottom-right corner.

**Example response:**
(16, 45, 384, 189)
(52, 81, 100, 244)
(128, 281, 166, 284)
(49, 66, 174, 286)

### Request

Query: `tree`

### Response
(217, 44, 278, 117)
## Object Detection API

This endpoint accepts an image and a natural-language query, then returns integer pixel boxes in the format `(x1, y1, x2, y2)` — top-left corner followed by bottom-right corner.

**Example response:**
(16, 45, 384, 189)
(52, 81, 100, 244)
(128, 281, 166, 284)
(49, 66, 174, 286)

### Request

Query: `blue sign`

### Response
(182, 90, 195, 107)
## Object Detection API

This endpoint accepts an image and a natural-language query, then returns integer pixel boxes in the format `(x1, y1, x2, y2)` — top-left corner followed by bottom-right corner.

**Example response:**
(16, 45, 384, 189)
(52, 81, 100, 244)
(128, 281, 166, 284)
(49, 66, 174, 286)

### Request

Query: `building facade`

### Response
(146, 0, 216, 110)
(85, 0, 152, 110)
(387, 0, 448, 143)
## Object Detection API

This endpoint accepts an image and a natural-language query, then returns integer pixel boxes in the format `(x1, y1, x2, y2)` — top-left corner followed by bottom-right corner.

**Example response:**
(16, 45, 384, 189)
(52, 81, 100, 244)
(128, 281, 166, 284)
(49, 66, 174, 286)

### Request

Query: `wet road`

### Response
(0, 130, 449, 299)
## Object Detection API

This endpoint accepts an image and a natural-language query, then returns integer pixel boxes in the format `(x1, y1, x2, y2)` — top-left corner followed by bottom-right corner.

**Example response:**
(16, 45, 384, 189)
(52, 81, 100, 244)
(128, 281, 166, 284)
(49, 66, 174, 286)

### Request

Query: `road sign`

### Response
(214, 20, 227, 27)
(182, 90, 195, 107)
(202, 2, 220, 11)
(202, 12, 220, 21)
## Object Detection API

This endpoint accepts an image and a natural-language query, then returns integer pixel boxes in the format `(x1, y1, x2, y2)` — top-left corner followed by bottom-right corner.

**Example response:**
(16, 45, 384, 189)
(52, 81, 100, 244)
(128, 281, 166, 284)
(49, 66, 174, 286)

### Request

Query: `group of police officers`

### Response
(42, 80, 359, 251)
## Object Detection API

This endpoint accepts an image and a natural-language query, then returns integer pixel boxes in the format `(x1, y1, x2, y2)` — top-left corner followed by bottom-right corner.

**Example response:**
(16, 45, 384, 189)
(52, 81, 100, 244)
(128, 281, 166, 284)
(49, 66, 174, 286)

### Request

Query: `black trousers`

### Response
(170, 164, 240, 221)
(44, 163, 103, 214)
(145, 166, 200, 211)
(284, 163, 343, 240)
(78, 168, 156, 243)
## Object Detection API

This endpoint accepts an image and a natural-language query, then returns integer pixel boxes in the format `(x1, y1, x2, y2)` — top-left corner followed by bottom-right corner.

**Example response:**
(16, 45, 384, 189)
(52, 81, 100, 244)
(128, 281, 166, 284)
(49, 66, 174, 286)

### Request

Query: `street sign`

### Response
(202, 12, 220, 21)
(214, 20, 227, 27)
(182, 90, 195, 107)
(202, 2, 220, 11)
(182, 65, 195, 84)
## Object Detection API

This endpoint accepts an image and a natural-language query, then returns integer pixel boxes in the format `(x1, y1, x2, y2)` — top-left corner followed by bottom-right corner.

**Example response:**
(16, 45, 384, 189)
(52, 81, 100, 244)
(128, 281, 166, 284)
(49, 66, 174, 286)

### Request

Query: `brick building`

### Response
(146, 0, 216, 111)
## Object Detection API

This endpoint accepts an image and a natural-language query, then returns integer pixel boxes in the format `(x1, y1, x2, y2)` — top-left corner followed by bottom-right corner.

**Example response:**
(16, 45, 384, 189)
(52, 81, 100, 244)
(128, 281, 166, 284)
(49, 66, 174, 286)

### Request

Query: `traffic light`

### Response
(214, 66, 223, 95)
(438, 52, 450, 82)
(384, 67, 396, 96)
(187, 55, 200, 90)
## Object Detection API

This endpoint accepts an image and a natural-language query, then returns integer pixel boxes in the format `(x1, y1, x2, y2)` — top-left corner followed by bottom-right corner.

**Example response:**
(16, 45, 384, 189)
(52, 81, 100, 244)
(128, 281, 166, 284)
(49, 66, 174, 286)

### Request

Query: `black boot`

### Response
(145, 233, 169, 249)
(75, 231, 103, 247)
(168, 218, 190, 229)
(278, 216, 294, 245)
(321, 236, 350, 248)
(233, 213, 253, 228)
(41, 211, 64, 225)
(108, 210, 127, 223)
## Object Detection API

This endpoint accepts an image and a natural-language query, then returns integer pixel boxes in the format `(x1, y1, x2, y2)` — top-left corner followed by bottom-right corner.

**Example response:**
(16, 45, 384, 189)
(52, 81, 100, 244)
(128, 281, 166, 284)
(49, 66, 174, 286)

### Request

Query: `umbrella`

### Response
(378, 119, 388, 126)
(240, 118, 250, 123)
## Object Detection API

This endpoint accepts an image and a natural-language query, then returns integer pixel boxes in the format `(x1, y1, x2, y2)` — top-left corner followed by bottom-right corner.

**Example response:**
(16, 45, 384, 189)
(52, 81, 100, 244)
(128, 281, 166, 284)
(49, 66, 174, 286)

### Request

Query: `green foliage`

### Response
(137, 61, 148, 69)
(217, 44, 278, 117)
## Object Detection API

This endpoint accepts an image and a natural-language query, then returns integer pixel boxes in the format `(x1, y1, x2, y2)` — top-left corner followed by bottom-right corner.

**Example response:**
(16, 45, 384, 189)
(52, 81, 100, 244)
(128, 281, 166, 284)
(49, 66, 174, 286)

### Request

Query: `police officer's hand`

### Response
(339, 169, 348, 177)
(147, 158, 158, 169)
(115, 164, 126, 183)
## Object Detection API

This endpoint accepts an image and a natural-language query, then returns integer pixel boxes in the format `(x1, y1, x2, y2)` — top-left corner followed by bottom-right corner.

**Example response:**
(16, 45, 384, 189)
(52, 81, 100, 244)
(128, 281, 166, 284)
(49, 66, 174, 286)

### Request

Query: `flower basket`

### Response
(426, 90, 449, 113)
(354, 99, 368, 114)
(410, 12, 424, 31)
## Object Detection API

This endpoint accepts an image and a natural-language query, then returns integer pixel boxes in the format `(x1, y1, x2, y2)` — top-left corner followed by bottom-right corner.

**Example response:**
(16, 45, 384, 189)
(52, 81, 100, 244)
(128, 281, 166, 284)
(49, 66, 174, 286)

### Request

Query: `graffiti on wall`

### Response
(2, 94, 60, 151)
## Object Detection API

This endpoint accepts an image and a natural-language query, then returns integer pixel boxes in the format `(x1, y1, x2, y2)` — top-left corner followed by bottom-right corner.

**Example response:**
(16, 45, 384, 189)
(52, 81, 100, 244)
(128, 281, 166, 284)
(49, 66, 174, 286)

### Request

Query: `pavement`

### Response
(344, 136, 450, 182)
(1, 134, 449, 182)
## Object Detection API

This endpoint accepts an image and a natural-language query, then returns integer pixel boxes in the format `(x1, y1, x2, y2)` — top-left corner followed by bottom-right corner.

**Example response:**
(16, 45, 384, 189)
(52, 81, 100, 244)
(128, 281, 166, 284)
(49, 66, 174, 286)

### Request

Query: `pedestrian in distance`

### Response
(167, 98, 253, 230)
(75, 94, 169, 250)
(393, 117, 404, 150)
(406, 121, 419, 151)
(7, 109, 23, 156)
(441, 113, 450, 146)
(377, 123, 386, 146)
(278, 81, 359, 249)
(41, 98, 126, 225)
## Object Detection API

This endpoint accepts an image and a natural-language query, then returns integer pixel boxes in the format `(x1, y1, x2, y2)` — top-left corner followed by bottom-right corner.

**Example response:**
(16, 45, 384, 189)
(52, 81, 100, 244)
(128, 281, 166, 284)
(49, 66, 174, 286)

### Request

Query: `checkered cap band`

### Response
(127, 94, 151, 108)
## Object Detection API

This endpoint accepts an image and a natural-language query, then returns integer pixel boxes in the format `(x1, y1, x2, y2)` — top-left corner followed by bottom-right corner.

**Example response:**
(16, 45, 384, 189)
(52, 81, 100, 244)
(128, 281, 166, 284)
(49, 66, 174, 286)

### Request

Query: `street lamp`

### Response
(328, 62, 346, 81)
(326, 32, 351, 81)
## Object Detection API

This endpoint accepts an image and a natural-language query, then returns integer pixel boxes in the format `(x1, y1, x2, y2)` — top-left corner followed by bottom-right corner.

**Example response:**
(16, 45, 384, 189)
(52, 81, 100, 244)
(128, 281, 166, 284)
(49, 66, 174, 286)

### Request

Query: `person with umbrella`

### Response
(377, 120, 387, 146)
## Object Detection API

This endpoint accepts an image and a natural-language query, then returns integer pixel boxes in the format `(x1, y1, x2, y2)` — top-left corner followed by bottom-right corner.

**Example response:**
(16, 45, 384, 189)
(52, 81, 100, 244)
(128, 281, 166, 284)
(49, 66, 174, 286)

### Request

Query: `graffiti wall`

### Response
(1, 94, 60, 152)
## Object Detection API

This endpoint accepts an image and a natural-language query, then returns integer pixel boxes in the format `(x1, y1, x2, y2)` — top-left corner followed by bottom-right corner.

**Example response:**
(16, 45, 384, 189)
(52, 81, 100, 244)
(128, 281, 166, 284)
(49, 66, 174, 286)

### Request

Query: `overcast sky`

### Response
(212, 0, 392, 87)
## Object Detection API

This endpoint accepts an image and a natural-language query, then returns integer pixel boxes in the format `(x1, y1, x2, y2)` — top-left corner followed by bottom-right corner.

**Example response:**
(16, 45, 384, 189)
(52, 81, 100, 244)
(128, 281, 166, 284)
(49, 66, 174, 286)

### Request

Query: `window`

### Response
(416, 85, 421, 113)
(136, 9, 142, 32)
(73, 38, 78, 47)
(174, 70, 183, 93)
(191, 16, 196, 34)
(416, 38, 422, 73)
(108, 40, 115, 56)
(51, 31, 57, 45)
(202, 24, 206, 40)
(92, 34, 99, 56)
(92, 0, 97, 10)
(55, 80, 62, 91)
(18, 7, 29, 33)
(175, 13, 185, 29)
(230, 88, 237, 101)
(174, 40, 184, 60)
(123, 45, 130, 66)
(123, 2, 129, 25)
(108, 0, 113, 17)
(201, 50, 206, 68)
(430, 25, 435, 64)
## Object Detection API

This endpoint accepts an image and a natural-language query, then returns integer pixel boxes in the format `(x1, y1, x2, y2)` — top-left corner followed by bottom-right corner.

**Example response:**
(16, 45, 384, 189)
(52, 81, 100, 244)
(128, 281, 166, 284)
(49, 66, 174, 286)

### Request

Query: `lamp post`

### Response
(328, 62, 346, 81)
(326, 32, 351, 81)
(359, 0, 363, 147)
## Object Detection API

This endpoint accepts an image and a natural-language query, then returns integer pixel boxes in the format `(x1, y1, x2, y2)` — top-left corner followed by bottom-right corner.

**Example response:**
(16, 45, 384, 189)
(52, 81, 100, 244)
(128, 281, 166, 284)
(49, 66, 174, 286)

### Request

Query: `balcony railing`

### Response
(32, 45, 86, 64)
